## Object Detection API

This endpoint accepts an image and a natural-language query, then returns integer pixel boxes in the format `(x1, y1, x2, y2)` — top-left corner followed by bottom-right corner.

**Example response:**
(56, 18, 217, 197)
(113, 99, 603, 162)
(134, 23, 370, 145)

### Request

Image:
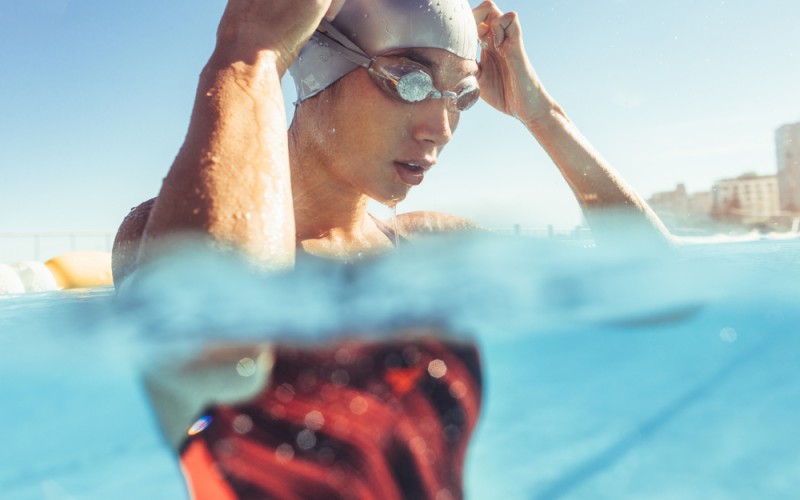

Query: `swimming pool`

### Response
(2, 235, 799, 499)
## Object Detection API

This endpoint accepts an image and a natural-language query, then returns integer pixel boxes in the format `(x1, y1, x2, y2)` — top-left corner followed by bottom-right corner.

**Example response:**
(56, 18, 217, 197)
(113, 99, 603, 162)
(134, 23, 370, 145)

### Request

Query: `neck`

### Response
(288, 117, 372, 243)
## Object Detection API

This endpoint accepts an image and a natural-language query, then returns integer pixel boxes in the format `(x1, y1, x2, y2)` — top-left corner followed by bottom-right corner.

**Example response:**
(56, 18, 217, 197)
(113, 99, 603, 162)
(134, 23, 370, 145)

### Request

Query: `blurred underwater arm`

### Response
(474, 1, 674, 250)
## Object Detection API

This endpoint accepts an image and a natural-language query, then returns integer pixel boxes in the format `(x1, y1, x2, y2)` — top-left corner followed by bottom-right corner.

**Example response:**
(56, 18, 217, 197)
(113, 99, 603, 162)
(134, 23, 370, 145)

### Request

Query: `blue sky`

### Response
(2, 0, 799, 241)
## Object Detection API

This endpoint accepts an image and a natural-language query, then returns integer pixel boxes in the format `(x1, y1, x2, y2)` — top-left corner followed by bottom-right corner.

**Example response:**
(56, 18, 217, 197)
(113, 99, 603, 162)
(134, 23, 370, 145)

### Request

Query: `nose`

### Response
(411, 100, 457, 147)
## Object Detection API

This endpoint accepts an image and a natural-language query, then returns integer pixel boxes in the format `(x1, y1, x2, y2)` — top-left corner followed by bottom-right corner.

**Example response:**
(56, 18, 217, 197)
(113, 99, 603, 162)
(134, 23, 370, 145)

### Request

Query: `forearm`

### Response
(473, 2, 673, 248)
(524, 102, 674, 248)
(140, 46, 295, 269)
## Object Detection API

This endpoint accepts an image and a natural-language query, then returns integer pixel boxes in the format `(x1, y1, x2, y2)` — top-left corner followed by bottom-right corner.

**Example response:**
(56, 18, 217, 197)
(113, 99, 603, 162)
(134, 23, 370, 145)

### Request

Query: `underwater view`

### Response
(2, 235, 799, 499)
(3, 0, 800, 498)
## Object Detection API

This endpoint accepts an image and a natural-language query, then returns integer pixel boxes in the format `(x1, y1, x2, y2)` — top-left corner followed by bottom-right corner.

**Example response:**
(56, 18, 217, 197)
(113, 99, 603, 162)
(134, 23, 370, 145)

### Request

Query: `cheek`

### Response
(449, 111, 461, 133)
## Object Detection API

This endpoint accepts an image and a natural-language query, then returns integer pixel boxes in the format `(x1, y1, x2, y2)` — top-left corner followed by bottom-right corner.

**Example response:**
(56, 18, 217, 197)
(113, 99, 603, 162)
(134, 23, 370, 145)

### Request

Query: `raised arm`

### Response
(473, 1, 673, 249)
(138, 0, 344, 269)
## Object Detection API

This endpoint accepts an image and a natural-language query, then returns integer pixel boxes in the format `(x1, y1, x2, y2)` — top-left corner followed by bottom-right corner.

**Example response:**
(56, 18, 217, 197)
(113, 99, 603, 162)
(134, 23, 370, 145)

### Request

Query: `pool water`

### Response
(1, 235, 799, 499)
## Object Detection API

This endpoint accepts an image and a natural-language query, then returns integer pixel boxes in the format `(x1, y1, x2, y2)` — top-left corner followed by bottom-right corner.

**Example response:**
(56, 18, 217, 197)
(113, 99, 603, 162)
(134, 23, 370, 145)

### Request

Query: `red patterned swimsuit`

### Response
(180, 337, 483, 499)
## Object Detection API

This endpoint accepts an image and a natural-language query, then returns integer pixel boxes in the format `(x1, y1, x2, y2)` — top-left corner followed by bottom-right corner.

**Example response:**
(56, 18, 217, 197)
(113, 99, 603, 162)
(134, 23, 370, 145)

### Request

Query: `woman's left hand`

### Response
(473, 1, 556, 126)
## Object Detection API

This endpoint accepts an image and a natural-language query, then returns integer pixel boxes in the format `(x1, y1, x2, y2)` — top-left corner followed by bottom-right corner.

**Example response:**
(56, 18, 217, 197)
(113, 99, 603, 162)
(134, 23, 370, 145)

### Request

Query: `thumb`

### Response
(325, 0, 346, 21)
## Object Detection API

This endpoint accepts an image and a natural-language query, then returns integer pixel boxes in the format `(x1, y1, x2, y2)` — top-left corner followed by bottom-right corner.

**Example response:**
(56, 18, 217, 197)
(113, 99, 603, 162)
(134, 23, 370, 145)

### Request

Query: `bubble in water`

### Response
(275, 383, 295, 403)
(428, 359, 447, 378)
(236, 357, 257, 376)
(296, 429, 317, 450)
(409, 436, 427, 454)
(304, 410, 325, 430)
(318, 446, 336, 465)
(335, 347, 353, 365)
(720, 327, 737, 343)
(331, 368, 350, 386)
(436, 488, 455, 500)
(443, 424, 461, 442)
(270, 404, 286, 419)
(232, 414, 253, 434)
(349, 396, 369, 415)
(449, 380, 467, 399)
(275, 443, 294, 463)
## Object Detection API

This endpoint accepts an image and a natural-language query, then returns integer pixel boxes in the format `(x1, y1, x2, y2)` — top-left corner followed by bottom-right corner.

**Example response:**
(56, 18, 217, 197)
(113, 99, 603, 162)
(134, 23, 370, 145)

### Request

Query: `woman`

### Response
(115, 1, 671, 498)
(113, 0, 670, 281)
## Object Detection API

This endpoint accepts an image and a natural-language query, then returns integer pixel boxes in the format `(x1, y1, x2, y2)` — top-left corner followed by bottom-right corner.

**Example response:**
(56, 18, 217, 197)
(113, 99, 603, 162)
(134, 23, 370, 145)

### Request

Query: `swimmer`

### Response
(113, 0, 672, 282)
(113, 1, 673, 498)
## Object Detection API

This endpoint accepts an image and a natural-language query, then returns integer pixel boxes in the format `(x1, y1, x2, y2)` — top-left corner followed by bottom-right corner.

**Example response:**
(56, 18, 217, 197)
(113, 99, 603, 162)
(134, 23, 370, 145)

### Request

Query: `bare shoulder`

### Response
(112, 197, 156, 286)
(395, 211, 484, 239)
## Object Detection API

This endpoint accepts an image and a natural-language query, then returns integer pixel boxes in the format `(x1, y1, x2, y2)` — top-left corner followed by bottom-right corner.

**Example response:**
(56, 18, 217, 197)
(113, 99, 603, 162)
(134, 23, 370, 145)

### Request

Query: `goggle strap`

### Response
(316, 20, 373, 68)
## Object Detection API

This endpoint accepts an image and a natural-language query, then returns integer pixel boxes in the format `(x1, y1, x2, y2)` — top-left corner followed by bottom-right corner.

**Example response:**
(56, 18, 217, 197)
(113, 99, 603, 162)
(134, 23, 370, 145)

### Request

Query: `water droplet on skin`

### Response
(391, 205, 400, 248)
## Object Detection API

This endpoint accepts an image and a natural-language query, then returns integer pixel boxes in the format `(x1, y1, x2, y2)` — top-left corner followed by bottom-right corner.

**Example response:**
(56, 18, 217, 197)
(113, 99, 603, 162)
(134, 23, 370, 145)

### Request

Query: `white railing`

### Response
(0, 232, 114, 263)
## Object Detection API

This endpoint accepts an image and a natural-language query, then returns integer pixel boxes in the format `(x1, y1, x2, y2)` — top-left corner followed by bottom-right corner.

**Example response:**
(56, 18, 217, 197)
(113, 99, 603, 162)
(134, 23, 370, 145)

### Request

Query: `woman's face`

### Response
(304, 47, 479, 206)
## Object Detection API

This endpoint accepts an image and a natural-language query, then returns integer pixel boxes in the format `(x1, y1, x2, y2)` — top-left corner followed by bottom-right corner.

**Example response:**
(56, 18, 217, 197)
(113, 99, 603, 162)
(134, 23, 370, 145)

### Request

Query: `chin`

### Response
(372, 187, 409, 207)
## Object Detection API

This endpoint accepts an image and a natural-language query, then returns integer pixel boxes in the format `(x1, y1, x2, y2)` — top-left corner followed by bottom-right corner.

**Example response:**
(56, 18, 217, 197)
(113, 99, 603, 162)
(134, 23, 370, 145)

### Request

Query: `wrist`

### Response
(208, 41, 287, 78)
(519, 95, 569, 134)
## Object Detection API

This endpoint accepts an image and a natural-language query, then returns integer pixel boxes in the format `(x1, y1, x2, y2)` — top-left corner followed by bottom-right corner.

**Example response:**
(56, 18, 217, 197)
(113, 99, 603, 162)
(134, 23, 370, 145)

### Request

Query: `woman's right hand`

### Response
(216, 0, 346, 74)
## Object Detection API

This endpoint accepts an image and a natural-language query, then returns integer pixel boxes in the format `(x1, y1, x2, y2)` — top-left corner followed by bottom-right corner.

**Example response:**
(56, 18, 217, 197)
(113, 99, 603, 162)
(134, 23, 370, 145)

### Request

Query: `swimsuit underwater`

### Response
(179, 337, 482, 500)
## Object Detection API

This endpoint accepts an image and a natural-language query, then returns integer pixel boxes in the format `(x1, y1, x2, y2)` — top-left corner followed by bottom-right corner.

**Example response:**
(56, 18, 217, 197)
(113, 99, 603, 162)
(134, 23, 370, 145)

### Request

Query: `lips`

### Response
(394, 159, 434, 186)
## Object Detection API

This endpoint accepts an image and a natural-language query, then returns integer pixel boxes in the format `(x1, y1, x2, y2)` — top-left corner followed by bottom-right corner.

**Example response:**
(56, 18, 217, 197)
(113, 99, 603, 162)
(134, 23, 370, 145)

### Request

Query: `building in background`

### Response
(776, 122, 800, 213)
(647, 183, 713, 232)
(711, 173, 781, 225)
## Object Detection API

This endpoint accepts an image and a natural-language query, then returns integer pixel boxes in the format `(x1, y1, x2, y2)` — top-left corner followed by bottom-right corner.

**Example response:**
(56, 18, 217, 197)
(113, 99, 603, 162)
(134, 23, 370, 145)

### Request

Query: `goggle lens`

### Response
(369, 57, 480, 112)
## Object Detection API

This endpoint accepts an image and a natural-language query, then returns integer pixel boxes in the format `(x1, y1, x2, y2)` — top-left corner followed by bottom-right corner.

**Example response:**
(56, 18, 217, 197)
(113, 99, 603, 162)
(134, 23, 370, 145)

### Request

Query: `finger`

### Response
(501, 12, 521, 40)
(325, 0, 346, 21)
(472, 0, 502, 27)
(490, 12, 520, 50)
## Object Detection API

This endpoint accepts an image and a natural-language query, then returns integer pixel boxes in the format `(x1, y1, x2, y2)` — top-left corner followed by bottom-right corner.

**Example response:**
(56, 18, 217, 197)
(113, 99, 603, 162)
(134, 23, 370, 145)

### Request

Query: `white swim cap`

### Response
(289, 0, 478, 102)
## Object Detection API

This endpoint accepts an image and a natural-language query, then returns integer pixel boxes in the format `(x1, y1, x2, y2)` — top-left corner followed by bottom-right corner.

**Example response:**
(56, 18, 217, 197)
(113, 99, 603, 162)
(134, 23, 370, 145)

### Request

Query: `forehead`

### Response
(386, 47, 479, 82)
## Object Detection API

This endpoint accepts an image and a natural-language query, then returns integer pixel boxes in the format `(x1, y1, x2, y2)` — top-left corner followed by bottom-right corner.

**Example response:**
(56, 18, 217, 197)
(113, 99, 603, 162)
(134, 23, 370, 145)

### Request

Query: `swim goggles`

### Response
(316, 20, 480, 112)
